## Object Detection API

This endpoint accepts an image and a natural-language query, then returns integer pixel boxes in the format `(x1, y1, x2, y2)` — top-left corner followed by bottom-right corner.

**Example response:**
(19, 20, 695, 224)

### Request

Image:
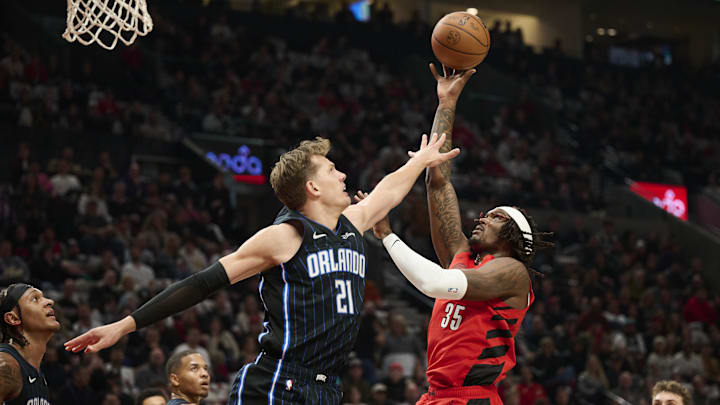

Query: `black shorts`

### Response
(228, 353, 343, 405)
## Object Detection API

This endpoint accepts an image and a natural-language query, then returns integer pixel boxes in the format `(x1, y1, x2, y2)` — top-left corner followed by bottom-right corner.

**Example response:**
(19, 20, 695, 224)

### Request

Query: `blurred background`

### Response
(0, 0, 719, 404)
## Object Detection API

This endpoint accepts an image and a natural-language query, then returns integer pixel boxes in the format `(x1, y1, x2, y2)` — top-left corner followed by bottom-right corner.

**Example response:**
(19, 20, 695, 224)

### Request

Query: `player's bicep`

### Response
(0, 353, 22, 400)
(461, 258, 529, 302)
(220, 223, 302, 284)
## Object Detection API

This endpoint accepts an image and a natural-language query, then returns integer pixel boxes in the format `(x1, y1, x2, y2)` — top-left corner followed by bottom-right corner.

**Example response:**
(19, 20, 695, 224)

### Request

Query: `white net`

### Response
(63, 0, 153, 50)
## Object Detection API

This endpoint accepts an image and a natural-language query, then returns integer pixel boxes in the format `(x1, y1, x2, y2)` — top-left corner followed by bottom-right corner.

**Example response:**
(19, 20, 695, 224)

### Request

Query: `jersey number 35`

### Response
(440, 303, 465, 331)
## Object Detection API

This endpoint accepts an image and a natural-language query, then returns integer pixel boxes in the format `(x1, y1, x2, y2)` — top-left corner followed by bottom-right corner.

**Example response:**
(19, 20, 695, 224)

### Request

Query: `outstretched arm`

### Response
(425, 64, 475, 267)
(343, 133, 459, 233)
(64, 223, 302, 353)
(380, 232, 529, 302)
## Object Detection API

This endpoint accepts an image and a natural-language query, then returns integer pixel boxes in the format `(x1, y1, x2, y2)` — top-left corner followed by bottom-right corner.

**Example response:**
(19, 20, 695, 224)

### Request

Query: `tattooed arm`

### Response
(0, 353, 22, 401)
(425, 64, 476, 267)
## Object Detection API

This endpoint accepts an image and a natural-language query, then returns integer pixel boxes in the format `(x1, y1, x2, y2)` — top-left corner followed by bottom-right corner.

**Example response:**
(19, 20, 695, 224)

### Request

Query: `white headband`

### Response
(488, 206, 533, 253)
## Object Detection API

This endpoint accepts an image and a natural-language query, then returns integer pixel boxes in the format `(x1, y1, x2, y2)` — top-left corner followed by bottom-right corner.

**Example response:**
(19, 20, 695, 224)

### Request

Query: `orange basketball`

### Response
(431, 12, 491, 70)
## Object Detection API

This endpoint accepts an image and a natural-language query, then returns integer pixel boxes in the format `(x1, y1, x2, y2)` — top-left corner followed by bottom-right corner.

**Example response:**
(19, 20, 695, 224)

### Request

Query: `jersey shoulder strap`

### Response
(0, 343, 33, 379)
(273, 206, 311, 238)
(338, 213, 362, 236)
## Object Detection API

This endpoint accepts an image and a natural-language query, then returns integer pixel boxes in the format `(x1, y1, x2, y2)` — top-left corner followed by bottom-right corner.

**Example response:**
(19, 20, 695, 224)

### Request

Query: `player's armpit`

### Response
(220, 222, 303, 284)
(0, 353, 22, 401)
(461, 257, 530, 303)
(427, 181, 469, 268)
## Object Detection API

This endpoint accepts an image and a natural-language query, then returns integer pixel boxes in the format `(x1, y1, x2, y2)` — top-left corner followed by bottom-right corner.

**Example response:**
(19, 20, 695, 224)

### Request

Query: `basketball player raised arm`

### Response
(357, 64, 532, 303)
(64, 133, 458, 354)
(425, 64, 474, 268)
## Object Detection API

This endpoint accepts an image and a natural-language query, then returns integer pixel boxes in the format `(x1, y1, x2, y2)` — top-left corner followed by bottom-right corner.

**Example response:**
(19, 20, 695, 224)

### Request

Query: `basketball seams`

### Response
(468, 14, 491, 46)
(432, 35, 488, 56)
(439, 22, 488, 47)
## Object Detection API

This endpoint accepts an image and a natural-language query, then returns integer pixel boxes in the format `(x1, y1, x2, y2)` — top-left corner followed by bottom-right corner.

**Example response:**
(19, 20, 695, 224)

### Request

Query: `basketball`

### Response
(431, 12, 491, 70)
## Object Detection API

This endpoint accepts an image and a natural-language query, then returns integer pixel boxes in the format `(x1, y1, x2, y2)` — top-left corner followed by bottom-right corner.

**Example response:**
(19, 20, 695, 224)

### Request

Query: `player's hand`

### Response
(354, 191, 393, 239)
(407, 132, 460, 167)
(430, 63, 476, 105)
(64, 317, 134, 353)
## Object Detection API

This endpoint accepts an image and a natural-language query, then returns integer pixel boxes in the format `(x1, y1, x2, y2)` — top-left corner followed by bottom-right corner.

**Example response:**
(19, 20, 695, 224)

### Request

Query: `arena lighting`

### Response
(597, 27, 606, 36)
(629, 181, 688, 221)
(466, 8, 478, 15)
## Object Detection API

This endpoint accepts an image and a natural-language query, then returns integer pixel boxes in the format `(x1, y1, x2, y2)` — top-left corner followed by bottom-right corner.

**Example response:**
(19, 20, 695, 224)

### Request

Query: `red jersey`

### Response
(426, 252, 534, 390)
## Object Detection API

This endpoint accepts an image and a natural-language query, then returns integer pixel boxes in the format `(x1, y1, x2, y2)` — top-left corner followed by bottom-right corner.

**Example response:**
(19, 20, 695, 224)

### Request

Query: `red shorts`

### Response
(417, 385, 502, 405)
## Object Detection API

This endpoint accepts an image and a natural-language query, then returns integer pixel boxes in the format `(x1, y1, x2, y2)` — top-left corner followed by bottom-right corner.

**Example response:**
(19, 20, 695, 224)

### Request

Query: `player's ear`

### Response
(306, 180, 321, 198)
(169, 372, 180, 387)
(3, 310, 21, 326)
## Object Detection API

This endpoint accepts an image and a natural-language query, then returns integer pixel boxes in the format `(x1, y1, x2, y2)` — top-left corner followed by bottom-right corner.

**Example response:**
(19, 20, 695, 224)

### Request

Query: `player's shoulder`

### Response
(0, 351, 22, 398)
(260, 222, 303, 239)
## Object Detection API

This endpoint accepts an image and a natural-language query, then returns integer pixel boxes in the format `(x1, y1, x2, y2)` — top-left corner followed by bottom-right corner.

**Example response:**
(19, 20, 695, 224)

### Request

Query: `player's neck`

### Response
(299, 202, 342, 232)
(12, 332, 50, 370)
(171, 391, 199, 405)
(472, 247, 511, 261)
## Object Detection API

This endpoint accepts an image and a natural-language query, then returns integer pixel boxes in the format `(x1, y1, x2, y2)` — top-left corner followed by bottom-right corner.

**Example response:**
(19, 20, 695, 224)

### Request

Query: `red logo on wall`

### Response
(630, 181, 688, 220)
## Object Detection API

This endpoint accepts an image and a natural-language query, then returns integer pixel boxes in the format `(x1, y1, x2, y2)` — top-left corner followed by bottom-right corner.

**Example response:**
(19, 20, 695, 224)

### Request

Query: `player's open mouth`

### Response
(47, 310, 55, 318)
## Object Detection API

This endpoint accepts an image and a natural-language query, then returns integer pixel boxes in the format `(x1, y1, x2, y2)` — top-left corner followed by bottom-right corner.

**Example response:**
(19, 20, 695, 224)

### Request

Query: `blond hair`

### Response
(652, 380, 691, 405)
(270, 137, 331, 210)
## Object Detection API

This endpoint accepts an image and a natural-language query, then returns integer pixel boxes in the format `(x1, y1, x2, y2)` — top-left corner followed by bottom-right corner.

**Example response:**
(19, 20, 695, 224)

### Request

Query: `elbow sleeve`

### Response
(382, 233, 467, 300)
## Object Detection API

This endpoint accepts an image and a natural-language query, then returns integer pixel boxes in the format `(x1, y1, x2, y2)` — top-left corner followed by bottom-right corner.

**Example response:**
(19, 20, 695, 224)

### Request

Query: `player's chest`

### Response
(301, 240, 366, 280)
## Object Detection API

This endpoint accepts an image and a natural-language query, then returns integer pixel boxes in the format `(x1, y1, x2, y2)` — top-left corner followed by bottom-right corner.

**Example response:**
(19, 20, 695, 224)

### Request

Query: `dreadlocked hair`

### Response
(0, 288, 29, 347)
(496, 207, 554, 276)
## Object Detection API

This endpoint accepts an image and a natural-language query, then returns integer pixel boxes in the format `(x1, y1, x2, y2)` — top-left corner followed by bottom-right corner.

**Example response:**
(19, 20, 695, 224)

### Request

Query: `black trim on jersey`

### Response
(491, 306, 512, 310)
(490, 315, 517, 325)
(462, 362, 505, 386)
(485, 329, 512, 339)
(477, 345, 510, 360)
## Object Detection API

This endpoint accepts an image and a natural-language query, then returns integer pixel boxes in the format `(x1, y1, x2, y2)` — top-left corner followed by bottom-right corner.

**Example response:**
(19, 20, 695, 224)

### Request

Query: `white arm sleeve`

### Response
(382, 233, 468, 300)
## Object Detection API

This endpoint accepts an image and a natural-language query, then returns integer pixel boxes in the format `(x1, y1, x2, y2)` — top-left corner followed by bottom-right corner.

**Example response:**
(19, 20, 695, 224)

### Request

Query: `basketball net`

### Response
(62, 0, 153, 50)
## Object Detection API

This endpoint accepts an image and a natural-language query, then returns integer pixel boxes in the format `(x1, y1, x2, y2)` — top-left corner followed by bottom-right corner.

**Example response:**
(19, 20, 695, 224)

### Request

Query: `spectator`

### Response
(58, 366, 96, 405)
(50, 160, 82, 197)
(647, 336, 674, 381)
(0, 240, 30, 283)
(612, 371, 643, 405)
(121, 244, 154, 291)
(369, 383, 393, 405)
(672, 342, 704, 381)
(683, 288, 718, 325)
(105, 346, 136, 395)
(343, 357, 372, 404)
(577, 354, 609, 403)
(172, 327, 212, 370)
(135, 347, 168, 391)
(517, 365, 548, 405)
(381, 362, 407, 403)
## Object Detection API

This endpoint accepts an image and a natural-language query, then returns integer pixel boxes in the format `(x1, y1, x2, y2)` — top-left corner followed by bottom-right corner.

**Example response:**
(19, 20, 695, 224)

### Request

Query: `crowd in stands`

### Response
(1, 2, 719, 405)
